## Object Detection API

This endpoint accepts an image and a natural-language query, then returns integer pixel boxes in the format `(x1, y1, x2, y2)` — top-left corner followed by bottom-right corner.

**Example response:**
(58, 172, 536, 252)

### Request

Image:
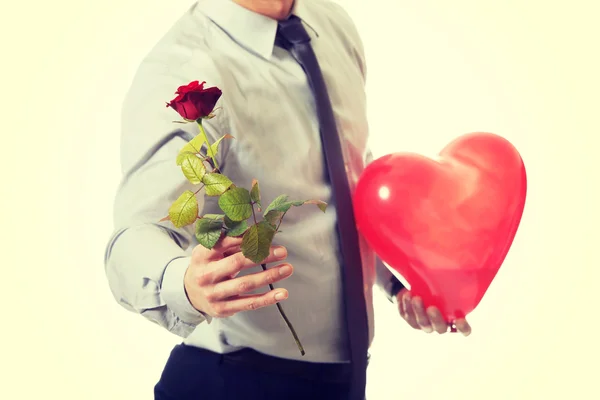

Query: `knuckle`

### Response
(195, 269, 211, 286)
(232, 254, 246, 270)
(203, 289, 217, 302)
(262, 298, 273, 308)
(237, 280, 252, 293)
(211, 303, 226, 318)
(246, 301, 260, 311)
(226, 254, 243, 273)
(191, 245, 206, 263)
(268, 269, 281, 282)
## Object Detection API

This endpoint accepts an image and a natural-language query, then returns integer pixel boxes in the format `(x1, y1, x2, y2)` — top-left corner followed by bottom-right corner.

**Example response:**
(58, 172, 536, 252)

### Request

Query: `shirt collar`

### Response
(197, 0, 316, 59)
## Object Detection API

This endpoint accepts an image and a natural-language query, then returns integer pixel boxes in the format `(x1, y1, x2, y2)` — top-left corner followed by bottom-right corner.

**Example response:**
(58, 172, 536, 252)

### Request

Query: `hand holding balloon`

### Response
(397, 289, 472, 335)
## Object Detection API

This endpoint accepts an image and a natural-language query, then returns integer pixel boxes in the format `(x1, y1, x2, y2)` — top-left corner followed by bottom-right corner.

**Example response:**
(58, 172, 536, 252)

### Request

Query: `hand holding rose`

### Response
(184, 236, 293, 318)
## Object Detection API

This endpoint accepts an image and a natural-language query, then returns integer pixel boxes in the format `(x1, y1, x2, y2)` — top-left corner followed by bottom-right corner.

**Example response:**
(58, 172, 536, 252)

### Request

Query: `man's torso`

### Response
(123, 0, 376, 362)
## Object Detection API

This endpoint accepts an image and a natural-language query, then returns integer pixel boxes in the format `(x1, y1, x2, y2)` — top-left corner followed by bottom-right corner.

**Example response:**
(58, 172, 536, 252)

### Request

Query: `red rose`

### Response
(166, 80, 222, 120)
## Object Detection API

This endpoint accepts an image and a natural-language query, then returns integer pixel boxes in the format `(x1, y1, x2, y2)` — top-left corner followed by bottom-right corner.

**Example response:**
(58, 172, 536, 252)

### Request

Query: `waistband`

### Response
(181, 344, 358, 383)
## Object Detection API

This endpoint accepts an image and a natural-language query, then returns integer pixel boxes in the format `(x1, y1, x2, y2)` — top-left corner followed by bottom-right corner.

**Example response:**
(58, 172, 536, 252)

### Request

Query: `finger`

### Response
(397, 291, 406, 315)
(454, 318, 472, 336)
(401, 292, 420, 329)
(222, 246, 243, 278)
(191, 237, 244, 265)
(211, 263, 293, 300)
(210, 236, 244, 255)
(426, 306, 449, 334)
(223, 245, 242, 258)
(213, 289, 289, 317)
(411, 297, 433, 333)
(210, 246, 288, 282)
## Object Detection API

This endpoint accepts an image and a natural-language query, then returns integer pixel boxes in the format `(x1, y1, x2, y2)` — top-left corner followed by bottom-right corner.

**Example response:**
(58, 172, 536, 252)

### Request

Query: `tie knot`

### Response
(276, 15, 311, 48)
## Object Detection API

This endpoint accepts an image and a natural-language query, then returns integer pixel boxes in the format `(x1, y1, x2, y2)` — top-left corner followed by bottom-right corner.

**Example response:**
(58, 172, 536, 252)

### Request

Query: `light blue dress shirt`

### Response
(104, 0, 399, 363)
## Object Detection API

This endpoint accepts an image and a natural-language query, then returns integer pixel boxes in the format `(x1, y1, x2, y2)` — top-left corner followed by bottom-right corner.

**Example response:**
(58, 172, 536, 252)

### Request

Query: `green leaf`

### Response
(209, 134, 234, 160)
(265, 199, 295, 215)
(298, 199, 328, 212)
(263, 194, 289, 215)
(266, 197, 329, 215)
(218, 187, 253, 221)
(264, 210, 283, 227)
(202, 173, 233, 196)
(176, 151, 197, 166)
(179, 153, 206, 184)
(241, 220, 277, 264)
(250, 179, 261, 210)
(177, 135, 206, 166)
(272, 202, 295, 213)
(195, 214, 224, 249)
(203, 213, 225, 220)
(168, 190, 198, 228)
(224, 216, 249, 237)
(262, 198, 327, 228)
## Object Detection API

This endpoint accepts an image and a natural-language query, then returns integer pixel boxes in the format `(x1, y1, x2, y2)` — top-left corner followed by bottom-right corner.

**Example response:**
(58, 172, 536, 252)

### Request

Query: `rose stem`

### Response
(197, 120, 219, 170)
(251, 205, 304, 356)
(261, 263, 305, 356)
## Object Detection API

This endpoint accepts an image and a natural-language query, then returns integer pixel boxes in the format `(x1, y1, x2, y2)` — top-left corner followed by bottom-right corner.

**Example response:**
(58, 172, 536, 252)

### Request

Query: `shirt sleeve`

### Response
(104, 64, 229, 337)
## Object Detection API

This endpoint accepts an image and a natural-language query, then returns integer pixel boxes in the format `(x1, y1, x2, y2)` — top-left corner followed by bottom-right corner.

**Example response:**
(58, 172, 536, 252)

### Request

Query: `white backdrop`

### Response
(3, 0, 599, 399)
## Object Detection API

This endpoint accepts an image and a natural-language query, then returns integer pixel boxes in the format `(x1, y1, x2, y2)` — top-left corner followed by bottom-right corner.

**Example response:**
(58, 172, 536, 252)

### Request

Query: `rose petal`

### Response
(176, 80, 202, 94)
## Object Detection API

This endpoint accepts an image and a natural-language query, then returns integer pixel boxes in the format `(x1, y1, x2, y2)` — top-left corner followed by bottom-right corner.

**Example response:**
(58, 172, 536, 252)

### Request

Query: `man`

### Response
(104, 0, 471, 399)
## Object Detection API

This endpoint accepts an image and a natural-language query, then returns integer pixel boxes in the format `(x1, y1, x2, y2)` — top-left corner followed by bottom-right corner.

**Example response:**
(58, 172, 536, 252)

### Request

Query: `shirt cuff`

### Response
(389, 277, 405, 304)
(385, 276, 406, 304)
(161, 256, 211, 325)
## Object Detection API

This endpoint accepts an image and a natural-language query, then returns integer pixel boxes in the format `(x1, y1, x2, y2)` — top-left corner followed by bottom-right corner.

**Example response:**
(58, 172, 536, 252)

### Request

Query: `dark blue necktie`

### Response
(276, 15, 369, 400)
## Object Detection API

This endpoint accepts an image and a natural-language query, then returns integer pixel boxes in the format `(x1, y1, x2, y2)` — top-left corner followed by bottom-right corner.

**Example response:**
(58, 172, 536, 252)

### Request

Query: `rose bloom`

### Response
(166, 80, 222, 120)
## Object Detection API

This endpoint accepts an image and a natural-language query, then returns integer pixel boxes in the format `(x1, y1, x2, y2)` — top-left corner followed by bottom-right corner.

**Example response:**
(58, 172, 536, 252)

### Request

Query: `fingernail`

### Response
(275, 291, 288, 301)
(423, 326, 433, 333)
(274, 247, 287, 258)
(279, 265, 292, 276)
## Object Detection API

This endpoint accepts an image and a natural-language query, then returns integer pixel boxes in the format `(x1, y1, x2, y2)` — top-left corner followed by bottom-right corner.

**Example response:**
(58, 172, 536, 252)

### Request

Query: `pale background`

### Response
(2, 0, 599, 399)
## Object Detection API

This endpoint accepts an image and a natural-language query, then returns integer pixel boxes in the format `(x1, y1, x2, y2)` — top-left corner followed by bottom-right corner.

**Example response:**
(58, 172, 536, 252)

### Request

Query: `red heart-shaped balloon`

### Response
(354, 132, 527, 321)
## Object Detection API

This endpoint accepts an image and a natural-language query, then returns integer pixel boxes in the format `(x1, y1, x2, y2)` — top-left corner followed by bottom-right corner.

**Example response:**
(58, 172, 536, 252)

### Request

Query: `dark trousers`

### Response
(154, 344, 359, 400)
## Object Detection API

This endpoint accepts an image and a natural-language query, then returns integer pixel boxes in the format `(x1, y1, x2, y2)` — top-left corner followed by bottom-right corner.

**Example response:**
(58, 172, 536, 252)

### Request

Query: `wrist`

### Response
(183, 264, 209, 316)
(182, 266, 197, 309)
(162, 256, 209, 325)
